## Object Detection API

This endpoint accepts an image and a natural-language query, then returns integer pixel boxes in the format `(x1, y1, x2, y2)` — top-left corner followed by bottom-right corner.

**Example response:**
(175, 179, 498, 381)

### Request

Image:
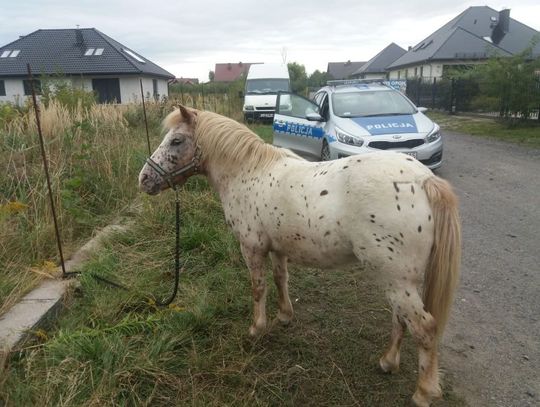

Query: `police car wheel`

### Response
(321, 140, 330, 161)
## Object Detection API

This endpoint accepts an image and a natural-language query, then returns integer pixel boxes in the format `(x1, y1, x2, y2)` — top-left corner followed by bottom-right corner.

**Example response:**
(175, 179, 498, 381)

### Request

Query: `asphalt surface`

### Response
(436, 132, 540, 407)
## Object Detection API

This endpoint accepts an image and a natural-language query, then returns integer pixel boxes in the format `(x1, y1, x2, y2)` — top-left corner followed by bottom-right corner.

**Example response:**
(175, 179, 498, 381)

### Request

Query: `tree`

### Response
(308, 70, 329, 88)
(287, 62, 307, 94)
(473, 40, 540, 120)
(208, 70, 215, 82)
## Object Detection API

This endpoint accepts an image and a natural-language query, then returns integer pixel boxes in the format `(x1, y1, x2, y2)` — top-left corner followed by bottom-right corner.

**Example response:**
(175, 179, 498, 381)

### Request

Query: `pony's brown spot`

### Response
(397, 204, 401, 211)
(411, 185, 415, 194)
(370, 214, 376, 218)
(418, 225, 422, 233)
(319, 215, 324, 219)
(388, 247, 394, 252)
(393, 182, 400, 193)
(405, 290, 410, 297)
(428, 214, 432, 221)
(370, 219, 375, 223)
(324, 231, 331, 237)
(320, 190, 328, 196)
(342, 166, 349, 169)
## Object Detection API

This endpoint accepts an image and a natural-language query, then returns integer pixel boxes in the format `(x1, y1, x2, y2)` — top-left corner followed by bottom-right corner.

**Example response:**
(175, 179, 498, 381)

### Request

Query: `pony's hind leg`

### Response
(240, 245, 268, 337)
(379, 310, 406, 373)
(388, 286, 442, 407)
(270, 252, 293, 324)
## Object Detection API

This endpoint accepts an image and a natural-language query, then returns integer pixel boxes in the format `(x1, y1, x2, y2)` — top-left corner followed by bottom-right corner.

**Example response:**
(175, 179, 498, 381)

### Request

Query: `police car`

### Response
(272, 79, 443, 169)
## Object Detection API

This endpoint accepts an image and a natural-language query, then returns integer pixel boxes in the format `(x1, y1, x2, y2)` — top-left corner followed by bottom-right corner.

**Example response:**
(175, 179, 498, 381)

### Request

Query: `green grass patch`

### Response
(427, 111, 540, 148)
(0, 125, 464, 406)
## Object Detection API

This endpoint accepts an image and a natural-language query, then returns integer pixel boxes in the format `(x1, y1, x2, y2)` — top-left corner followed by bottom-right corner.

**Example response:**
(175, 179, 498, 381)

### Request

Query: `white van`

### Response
(243, 63, 290, 122)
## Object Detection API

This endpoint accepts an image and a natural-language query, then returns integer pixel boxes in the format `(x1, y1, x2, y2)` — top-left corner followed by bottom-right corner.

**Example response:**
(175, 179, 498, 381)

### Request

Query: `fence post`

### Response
(449, 78, 456, 114)
(201, 83, 205, 110)
(431, 77, 436, 109)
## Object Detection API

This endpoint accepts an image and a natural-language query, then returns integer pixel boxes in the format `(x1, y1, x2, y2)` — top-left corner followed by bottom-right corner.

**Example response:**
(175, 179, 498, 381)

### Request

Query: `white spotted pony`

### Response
(139, 106, 461, 407)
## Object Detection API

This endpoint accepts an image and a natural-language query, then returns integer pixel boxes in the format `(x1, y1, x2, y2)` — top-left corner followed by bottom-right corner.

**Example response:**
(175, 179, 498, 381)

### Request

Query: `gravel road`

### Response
(436, 131, 540, 407)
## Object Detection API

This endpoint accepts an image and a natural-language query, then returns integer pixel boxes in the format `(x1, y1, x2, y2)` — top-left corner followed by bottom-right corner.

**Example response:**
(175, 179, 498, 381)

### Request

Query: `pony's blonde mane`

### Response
(164, 109, 301, 170)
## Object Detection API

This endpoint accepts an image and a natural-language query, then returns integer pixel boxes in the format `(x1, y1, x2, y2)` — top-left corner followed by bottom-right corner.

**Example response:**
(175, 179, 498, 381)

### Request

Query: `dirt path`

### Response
(436, 132, 540, 407)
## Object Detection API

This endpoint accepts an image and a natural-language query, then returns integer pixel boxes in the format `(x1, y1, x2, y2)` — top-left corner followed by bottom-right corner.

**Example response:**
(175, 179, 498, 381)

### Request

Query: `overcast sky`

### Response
(1, 0, 539, 81)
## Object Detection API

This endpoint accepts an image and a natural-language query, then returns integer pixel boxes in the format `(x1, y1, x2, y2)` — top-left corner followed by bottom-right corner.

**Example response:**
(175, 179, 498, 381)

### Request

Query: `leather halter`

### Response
(145, 144, 202, 190)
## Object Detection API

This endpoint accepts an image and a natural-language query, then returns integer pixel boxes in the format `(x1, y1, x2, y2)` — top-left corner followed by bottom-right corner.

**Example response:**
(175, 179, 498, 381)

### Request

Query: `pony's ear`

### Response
(178, 105, 196, 125)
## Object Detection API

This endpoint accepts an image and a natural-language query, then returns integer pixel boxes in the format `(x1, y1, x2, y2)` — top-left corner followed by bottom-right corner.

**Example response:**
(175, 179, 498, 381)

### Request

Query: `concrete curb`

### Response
(0, 223, 131, 352)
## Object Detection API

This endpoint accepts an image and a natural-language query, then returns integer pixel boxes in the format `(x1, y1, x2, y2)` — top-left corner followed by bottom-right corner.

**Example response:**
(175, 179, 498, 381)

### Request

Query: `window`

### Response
(0, 80, 6, 96)
(0, 50, 21, 58)
(122, 48, 145, 63)
(23, 79, 42, 96)
(332, 90, 416, 118)
(277, 93, 319, 119)
(85, 48, 104, 56)
(152, 79, 158, 99)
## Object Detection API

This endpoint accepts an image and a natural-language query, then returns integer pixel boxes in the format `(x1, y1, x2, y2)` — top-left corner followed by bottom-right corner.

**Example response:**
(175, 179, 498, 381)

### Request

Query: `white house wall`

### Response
(0, 76, 169, 105)
(120, 77, 169, 103)
(0, 78, 24, 104)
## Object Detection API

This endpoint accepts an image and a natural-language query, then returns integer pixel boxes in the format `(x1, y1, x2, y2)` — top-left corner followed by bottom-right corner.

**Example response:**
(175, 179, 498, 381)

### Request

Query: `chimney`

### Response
(408, 46, 412, 51)
(75, 28, 84, 47)
(491, 9, 510, 45)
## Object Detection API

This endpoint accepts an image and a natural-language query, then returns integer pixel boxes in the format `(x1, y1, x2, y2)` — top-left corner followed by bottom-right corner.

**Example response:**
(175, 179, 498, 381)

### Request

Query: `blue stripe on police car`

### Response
(273, 121, 325, 139)
(351, 115, 418, 135)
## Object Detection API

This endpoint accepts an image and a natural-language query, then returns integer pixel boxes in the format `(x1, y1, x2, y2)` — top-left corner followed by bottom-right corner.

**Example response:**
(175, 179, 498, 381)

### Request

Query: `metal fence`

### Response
(405, 76, 540, 121)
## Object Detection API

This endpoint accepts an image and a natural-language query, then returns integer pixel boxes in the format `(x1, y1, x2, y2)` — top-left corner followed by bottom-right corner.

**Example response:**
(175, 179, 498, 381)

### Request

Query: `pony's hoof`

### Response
(412, 385, 442, 407)
(276, 311, 293, 326)
(379, 356, 399, 374)
(249, 323, 266, 337)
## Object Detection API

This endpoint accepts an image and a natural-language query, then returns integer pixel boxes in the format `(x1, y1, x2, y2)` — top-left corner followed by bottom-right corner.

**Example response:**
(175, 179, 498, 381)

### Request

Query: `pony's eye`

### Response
(171, 138, 183, 146)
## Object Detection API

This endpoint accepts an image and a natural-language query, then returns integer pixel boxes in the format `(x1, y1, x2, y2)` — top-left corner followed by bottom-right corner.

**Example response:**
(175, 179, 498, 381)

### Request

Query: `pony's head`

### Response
(138, 105, 200, 195)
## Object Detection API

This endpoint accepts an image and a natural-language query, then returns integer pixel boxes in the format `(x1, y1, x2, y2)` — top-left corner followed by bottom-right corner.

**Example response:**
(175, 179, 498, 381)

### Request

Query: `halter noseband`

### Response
(145, 144, 202, 191)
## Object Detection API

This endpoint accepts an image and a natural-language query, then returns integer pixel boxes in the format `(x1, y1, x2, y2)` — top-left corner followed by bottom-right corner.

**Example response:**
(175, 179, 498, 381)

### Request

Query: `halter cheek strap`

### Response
(145, 144, 202, 191)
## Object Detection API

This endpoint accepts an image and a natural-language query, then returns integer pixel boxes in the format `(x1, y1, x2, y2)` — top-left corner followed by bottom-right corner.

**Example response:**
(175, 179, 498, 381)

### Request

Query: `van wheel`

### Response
(321, 140, 331, 161)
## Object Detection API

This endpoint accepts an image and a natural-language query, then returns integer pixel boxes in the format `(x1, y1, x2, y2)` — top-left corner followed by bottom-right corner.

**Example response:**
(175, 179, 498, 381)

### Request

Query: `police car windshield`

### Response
(332, 90, 416, 117)
(246, 79, 290, 94)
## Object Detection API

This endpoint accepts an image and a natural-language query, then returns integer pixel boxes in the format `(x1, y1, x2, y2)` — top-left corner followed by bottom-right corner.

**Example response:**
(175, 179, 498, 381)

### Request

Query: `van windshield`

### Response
(332, 90, 416, 117)
(246, 79, 290, 94)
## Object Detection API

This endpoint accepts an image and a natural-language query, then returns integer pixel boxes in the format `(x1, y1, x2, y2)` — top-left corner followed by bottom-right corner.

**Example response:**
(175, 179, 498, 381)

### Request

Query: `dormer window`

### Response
(122, 48, 145, 63)
(0, 49, 21, 58)
(85, 48, 104, 56)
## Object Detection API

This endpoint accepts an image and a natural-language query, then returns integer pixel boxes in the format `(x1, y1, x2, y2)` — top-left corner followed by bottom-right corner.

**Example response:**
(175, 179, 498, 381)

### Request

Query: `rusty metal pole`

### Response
(27, 64, 68, 277)
(140, 79, 152, 155)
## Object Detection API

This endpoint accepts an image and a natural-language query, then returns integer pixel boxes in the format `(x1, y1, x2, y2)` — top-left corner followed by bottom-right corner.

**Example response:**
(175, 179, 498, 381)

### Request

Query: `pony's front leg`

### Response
(241, 245, 268, 337)
(270, 252, 293, 324)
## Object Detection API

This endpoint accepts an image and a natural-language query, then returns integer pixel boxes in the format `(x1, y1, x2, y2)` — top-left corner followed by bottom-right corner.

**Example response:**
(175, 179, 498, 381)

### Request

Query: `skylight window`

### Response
(84, 48, 105, 56)
(122, 48, 145, 63)
(0, 50, 19, 58)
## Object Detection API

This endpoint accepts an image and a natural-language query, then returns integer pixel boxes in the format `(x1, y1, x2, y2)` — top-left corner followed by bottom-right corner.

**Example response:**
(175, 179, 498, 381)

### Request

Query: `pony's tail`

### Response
(423, 176, 461, 339)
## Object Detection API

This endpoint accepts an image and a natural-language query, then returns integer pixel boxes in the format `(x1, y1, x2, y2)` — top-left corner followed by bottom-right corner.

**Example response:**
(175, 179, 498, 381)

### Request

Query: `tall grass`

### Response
(0, 98, 167, 313)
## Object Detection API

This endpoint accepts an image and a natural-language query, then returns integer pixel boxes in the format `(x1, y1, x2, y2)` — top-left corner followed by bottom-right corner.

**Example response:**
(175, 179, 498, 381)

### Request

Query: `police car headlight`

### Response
(335, 127, 364, 147)
(244, 105, 254, 111)
(426, 125, 441, 143)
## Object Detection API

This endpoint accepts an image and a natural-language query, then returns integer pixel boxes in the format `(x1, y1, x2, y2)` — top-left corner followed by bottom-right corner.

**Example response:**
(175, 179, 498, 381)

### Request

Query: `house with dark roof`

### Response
(387, 6, 540, 80)
(214, 62, 261, 82)
(326, 61, 366, 80)
(0, 28, 174, 104)
(351, 43, 406, 79)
